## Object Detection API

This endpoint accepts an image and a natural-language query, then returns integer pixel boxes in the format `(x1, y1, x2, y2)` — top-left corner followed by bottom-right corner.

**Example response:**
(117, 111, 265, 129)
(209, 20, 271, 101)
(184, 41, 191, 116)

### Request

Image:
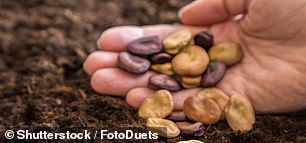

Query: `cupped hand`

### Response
(84, 0, 306, 114)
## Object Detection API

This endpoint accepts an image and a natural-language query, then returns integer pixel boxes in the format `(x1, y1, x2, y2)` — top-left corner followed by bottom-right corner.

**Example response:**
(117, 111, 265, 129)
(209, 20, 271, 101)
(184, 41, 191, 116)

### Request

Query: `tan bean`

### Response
(184, 95, 222, 124)
(181, 76, 202, 88)
(163, 29, 192, 55)
(198, 88, 229, 119)
(138, 90, 174, 119)
(146, 118, 180, 138)
(225, 94, 255, 132)
(177, 140, 204, 143)
(151, 63, 175, 76)
(208, 43, 243, 66)
(172, 46, 209, 76)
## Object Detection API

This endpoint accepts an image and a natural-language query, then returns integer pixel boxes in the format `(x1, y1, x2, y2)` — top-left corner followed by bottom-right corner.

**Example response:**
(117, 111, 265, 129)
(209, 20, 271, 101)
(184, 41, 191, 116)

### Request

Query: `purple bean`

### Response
(150, 53, 173, 64)
(149, 74, 181, 91)
(201, 61, 226, 87)
(194, 32, 213, 51)
(118, 52, 151, 74)
(127, 35, 163, 56)
(176, 122, 205, 137)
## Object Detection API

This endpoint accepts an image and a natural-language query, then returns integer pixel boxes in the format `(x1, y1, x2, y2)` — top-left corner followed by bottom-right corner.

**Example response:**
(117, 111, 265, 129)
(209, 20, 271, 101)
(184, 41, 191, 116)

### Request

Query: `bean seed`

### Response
(149, 74, 181, 91)
(127, 35, 163, 56)
(172, 46, 209, 76)
(138, 90, 174, 119)
(150, 53, 173, 64)
(198, 88, 229, 119)
(163, 29, 192, 55)
(167, 111, 187, 121)
(181, 76, 201, 88)
(146, 118, 180, 138)
(184, 95, 222, 124)
(194, 32, 213, 51)
(177, 140, 204, 143)
(151, 63, 174, 76)
(201, 61, 226, 87)
(225, 94, 255, 132)
(118, 52, 151, 74)
(209, 43, 243, 66)
(176, 122, 205, 137)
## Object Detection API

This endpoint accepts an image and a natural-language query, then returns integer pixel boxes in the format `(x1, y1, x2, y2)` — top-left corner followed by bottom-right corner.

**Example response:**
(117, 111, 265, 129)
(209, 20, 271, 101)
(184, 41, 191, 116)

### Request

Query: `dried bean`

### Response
(225, 94, 255, 132)
(118, 52, 151, 74)
(149, 74, 181, 91)
(138, 90, 174, 119)
(176, 122, 205, 137)
(194, 32, 213, 51)
(127, 35, 162, 56)
(184, 95, 222, 124)
(177, 140, 204, 143)
(168, 111, 187, 121)
(151, 63, 174, 76)
(163, 29, 192, 55)
(198, 88, 229, 119)
(150, 53, 173, 64)
(181, 76, 201, 88)
(172, 46, 209, 76)
(146, 118, 180, 138)
(201, 61, 226, 87)
(209, 43, 243, 66)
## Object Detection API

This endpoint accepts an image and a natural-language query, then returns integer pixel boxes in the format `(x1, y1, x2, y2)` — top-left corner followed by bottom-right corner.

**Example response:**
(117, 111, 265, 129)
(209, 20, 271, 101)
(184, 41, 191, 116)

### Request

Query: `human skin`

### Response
(83, 0, 306, 114)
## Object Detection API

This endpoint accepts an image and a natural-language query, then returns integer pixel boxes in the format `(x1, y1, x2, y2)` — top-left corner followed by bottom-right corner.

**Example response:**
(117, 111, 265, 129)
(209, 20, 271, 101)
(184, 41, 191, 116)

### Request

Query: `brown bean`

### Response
(225, 94, 255, 132)
(209, 43, 243, 66)
(194, 32, 213, 51)
(146, 118, 180, 138)
(127, 35, 163, 56)
(151, 63, 174, 76)
(149, 74, 181, 91)
(172, 46, 209, 76)
(167, 111, 187, 121)
(181, 76, 202, 88)
(201, 61, 226, 87)
(183, 95, 222, 124)
(197, 88, 229, 119)
(163, 29, 193, 55)
(150, 53, 173, 64)
(118, 52, 151, 74)
(138, 90, 174, 119)
(176, 122, 205, 137)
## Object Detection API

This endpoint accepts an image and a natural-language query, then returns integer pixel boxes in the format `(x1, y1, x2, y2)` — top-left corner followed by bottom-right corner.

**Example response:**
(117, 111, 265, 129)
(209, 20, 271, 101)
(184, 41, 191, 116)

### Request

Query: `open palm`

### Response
(84, 0, 306, 114)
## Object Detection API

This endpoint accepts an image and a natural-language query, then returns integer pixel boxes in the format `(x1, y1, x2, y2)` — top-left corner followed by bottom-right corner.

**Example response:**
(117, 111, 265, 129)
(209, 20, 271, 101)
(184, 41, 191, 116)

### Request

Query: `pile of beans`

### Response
(118, 29, 255, 138)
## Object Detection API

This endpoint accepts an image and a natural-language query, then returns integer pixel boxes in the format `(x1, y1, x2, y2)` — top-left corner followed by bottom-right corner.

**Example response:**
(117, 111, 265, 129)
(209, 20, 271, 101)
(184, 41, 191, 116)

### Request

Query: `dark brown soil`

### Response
(0, 0, 305, 143)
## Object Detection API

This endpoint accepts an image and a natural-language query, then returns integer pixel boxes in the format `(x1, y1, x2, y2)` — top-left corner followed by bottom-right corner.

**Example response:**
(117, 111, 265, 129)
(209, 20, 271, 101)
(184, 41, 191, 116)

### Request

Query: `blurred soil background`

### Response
(0, 0, 305, 142)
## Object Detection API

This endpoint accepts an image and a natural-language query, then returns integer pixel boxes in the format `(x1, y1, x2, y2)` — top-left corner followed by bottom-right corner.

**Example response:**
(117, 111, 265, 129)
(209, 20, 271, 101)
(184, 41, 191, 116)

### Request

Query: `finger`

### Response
(125, 87, 202, 111)
(83, 51, 118, 75)
(126, 87, 155, 108)
(97, 24, 209, 51)
(91, 68, 153, 96)
(179, 0, 249, 26)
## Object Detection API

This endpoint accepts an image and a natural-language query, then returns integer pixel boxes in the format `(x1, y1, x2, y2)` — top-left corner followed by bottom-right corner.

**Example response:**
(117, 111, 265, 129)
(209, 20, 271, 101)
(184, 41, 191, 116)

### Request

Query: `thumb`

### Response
(179, 0, 249, 26)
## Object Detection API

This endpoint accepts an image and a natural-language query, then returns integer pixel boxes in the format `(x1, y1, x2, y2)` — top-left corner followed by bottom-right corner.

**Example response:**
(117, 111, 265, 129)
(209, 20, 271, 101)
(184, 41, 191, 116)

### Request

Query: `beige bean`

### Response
(163, 29, 192, 55)
(181, 76, 202, 88)
(151, 63, 175, 76)
(138, 90, 174, 119)
(177, 140, 204, 143)
(172, 46, 209, 76)
(225, 94, 255, 132)
(208, 43, 243, 66)
(146, 118, 180, 138)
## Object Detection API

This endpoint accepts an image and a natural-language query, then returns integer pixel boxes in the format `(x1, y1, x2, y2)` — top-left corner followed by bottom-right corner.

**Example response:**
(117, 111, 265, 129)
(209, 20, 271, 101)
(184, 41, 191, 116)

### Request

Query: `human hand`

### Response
(84, 0, 306, 114)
